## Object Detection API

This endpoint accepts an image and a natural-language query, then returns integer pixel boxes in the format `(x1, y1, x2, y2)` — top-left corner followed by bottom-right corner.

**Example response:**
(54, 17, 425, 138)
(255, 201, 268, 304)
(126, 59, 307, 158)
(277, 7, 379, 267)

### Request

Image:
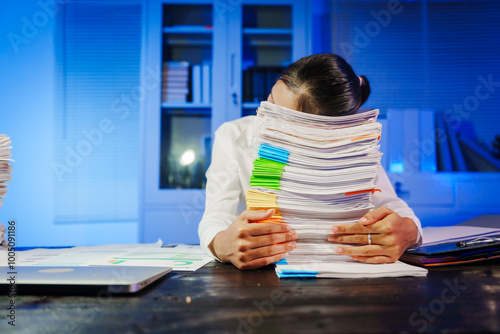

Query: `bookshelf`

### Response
(140, 0, 311, 243)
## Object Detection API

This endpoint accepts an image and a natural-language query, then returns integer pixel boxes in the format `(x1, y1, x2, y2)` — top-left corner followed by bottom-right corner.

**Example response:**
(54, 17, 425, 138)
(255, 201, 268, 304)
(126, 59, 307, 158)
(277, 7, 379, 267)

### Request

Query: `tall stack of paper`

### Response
(246, 102, 427, 278)
(0, 135, 12, 207)
(161, 61, 190, 103)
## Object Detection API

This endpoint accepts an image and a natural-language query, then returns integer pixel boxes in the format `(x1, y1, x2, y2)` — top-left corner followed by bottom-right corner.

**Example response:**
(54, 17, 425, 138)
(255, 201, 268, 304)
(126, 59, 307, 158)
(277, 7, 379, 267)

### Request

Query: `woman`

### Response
(198, 54, 422, 270)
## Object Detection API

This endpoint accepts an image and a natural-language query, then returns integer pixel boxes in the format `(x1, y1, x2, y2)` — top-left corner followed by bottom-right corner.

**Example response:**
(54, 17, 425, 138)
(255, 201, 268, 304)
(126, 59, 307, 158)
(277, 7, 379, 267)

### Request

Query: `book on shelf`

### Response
(161, 88, 189, 94)
(201, 61, 211, 104)
(192, 64, 202, 103)
(162, 61, 212, 105)
(245, 102, 428, 278)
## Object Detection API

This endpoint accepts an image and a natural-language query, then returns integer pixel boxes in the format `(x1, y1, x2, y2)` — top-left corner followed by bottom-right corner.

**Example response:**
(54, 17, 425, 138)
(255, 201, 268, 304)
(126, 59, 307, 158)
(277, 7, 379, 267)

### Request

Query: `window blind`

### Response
(331, 0, 500, 149)
(54, 0, 142, 223)
(426, 1, 500, 147)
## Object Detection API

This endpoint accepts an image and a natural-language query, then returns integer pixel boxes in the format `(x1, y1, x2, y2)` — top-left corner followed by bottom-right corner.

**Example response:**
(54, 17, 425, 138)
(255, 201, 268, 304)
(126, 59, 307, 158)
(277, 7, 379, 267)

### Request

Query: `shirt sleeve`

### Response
(198, 123, 243, 260)
(372, 165, 423, 249)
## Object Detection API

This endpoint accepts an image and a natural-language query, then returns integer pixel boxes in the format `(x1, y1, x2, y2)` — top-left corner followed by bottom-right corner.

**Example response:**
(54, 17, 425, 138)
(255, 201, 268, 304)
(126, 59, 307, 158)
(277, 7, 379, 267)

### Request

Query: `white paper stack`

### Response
(0, 135, 12, 207)
(0, 134, 12, 247)
(161, 61, 190, 103)
(246, 102, 427, 278)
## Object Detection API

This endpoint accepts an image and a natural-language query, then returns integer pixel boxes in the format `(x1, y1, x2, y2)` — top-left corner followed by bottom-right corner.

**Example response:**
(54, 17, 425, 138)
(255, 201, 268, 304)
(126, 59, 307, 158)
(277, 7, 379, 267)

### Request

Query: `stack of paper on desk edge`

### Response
(246, 101, 427, 278)
(419, 225, 500, 247)
(0, 135, 13, 207)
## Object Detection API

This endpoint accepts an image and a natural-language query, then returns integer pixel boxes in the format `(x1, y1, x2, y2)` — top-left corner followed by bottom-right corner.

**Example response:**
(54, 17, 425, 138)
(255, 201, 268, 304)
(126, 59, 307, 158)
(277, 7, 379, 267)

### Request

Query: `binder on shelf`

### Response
(242, 66, 284, 103)
(201, 61, 211, 104)
(192, 65, 202, 104)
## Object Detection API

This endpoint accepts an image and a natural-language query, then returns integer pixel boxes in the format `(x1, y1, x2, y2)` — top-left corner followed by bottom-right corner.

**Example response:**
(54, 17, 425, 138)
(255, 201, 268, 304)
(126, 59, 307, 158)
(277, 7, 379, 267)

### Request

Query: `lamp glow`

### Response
(180, 149, 195, 166)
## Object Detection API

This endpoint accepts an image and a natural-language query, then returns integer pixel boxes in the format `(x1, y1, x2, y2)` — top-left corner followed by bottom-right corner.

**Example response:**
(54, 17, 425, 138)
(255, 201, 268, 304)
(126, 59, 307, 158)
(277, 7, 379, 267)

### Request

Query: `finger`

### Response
(351, 255, 396, 264)
(328, 233, 380, 245)
(359, 207, 393, 225)
(250, 231, 298, 249)
(331, 223, 373, 234)
(240, 209, 275, 222)
(237, 252, 288, 270)
(335, 245, 385, 257)
(248, 222, 292, 236)
(244, 242, 297, 262)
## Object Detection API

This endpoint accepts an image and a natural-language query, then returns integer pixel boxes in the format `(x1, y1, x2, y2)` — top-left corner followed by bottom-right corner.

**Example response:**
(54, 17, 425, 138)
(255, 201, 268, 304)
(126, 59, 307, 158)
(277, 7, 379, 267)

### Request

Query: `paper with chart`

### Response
(89, 244, 212, 271)
(1, 241, 212, 272)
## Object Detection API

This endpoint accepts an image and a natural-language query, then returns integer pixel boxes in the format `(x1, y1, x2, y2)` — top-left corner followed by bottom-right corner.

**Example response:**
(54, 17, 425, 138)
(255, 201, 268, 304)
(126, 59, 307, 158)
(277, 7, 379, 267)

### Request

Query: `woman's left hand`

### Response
(328, 207, 419, 264)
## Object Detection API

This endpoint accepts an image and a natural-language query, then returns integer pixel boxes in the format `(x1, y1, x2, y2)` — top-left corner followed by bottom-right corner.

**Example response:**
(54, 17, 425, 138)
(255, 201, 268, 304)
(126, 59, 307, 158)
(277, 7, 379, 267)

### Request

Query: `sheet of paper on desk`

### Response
(1, 242, 212, 271)
(2, 240, 163, 267)
(88, 245, 212, 271)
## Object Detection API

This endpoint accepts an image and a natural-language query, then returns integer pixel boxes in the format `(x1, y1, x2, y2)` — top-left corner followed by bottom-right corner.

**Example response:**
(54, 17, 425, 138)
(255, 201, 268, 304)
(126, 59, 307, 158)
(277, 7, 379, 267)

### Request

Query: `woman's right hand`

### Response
(210, 209, 298, 270)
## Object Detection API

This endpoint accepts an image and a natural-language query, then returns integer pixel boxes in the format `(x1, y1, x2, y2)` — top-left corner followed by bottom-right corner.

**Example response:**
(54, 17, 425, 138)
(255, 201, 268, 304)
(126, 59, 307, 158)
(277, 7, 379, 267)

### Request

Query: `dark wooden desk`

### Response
(2, 261, 500, 334)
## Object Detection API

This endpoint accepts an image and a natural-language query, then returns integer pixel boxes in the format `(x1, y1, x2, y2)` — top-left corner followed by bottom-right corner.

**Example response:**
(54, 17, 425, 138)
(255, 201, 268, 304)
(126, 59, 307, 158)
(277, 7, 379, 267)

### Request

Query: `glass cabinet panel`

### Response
(241, 5, 293, 116)
(159, 4, 213, 189)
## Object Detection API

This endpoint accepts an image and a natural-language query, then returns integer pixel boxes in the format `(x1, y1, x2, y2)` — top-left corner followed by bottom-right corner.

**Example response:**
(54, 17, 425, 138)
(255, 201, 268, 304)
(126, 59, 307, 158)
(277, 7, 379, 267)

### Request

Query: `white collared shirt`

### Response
(198, 116, 423, 259)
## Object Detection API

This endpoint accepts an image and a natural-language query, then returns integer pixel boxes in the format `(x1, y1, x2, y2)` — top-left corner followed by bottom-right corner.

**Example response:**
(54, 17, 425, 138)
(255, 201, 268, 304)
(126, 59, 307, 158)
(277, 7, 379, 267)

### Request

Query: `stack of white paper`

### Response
(246, 102, 427, 278)
(0, 134, 12, 247)
(275, 260, 428, 278)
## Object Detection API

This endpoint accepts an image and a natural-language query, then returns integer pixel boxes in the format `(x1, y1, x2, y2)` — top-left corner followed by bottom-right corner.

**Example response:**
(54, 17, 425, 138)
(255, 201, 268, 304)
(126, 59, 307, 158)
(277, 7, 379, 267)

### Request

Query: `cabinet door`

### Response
(141, 0, 311, 243)
(141, 1, 218, 243)
(142, 0, 216, 208)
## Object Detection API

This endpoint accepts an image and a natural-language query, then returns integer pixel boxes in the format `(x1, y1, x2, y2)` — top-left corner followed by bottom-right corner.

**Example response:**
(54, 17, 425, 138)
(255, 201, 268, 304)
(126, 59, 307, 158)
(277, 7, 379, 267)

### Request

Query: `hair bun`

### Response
(358, 75, 371, 107)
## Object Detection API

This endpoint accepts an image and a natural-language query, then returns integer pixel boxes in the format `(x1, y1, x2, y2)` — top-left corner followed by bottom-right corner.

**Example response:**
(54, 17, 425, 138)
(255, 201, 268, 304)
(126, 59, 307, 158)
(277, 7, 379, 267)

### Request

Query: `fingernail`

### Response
(328, 235, 336, 242)
(359, 217, 369, 223)
(331, 226, 338, 233)
(290, 232, 298, 239)
(291, 242, 297, 249)
(285, 225, 292, 231)
(335, 246, 343, 254)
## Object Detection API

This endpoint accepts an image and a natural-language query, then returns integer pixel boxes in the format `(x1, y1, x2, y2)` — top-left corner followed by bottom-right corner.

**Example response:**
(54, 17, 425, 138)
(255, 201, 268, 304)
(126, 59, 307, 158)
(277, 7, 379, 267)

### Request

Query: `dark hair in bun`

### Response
(279, 54, 371, 116)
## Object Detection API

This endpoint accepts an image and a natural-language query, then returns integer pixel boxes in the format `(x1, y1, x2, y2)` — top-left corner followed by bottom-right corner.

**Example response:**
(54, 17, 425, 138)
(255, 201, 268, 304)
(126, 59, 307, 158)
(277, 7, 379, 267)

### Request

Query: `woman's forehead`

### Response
(271, 80, 298, 111)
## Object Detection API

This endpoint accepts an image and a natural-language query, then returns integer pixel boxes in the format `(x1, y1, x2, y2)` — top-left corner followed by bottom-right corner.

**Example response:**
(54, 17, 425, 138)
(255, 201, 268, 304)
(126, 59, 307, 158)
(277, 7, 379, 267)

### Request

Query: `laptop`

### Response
(1, 266, 172, 294)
